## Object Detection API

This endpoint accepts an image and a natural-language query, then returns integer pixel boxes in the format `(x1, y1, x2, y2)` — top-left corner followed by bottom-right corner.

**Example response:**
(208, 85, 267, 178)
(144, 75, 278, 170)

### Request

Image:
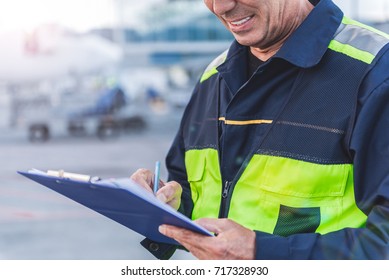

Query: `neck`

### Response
(250, 1, 314, 61)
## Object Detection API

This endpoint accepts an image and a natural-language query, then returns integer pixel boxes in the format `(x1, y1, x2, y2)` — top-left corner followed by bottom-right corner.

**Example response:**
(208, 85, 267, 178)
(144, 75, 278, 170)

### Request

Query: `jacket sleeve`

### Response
(254, 78, 389, 259)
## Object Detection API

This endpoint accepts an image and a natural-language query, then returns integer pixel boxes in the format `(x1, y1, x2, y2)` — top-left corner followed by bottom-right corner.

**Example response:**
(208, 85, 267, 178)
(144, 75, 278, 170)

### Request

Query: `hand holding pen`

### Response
(130, 162, 182, 211)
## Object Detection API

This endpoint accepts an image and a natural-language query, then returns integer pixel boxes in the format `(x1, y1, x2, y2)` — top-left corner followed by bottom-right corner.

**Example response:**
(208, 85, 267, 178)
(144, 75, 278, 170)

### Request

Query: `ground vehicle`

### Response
(66, 85, 146, 140)
(15, 84, 147, 142)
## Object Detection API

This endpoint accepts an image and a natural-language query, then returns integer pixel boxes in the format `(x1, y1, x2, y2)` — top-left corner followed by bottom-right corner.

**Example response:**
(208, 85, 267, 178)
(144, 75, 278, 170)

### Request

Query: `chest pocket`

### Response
(228, 154, 362, 235)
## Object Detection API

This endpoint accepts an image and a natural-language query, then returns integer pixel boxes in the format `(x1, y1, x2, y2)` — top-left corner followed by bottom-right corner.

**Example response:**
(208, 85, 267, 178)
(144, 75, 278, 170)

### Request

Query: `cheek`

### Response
(203, 0, 214, 12)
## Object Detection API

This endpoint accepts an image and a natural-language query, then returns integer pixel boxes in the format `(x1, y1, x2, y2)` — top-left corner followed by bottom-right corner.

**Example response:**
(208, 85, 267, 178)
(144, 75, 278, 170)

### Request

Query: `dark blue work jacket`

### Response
(143, 0, 389, 259)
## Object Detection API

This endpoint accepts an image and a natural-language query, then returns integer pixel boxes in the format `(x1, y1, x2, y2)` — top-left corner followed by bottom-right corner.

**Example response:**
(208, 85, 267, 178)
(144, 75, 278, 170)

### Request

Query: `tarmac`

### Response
(0, 107, 196, 260)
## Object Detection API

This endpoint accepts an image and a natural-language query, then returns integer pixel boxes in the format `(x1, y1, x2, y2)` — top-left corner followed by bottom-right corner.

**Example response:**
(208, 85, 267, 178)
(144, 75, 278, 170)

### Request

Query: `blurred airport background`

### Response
(0, 0, 388, 260)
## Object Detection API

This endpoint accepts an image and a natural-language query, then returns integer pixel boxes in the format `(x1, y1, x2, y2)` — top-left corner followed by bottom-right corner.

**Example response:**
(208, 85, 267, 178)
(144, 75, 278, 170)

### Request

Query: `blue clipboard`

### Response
(18, 169, 213, 245)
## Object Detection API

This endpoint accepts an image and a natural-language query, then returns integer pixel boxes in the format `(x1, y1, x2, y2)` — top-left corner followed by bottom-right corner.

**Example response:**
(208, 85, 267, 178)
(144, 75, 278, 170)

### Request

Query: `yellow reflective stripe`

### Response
(328, 40, 375, 64)
(342, 17, 389, 39)
(219, 117, 273, 125)
(200, 50, 228, 83)
(329, 16, 389, 64)
(200, 67, 219, 83)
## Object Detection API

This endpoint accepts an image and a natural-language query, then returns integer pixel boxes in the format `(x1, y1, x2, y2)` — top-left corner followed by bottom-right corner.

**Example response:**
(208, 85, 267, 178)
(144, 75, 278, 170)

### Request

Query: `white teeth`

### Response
(231, 17, 251, 26)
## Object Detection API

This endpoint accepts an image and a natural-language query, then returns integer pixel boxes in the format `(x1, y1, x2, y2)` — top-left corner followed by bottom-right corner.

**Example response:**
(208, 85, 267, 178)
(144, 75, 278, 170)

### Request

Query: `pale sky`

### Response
(0, 0, 116, 32)
(334, 0, 389, 21)
(0, 0, 170, 32)
(0, 0, 388, 33)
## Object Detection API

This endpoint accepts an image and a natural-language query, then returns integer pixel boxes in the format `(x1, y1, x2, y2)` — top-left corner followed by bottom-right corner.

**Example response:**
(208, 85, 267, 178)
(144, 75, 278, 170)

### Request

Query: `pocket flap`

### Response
(259, 155, 350, 198)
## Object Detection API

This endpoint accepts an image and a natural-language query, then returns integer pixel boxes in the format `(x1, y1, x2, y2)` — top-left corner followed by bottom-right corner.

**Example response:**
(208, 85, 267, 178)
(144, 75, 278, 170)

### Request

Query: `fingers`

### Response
(195, 218, 229, 235)
(159, 224, 213, 259)
(156, 181, 181, 202)
(156, 181, 182, 210)
(130, 169, 182, 209)
(130, 168, 154, 193)
(159, 219, 256, 260)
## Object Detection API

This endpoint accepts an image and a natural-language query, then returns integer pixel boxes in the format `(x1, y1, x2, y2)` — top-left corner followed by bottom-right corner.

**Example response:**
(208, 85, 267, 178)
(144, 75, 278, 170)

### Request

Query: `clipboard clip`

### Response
(46, 170, 100, 182)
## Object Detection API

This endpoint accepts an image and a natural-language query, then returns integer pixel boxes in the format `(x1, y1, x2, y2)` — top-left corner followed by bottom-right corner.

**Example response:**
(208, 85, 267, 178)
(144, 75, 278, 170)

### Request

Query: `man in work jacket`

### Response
(131, 0, 389, 259)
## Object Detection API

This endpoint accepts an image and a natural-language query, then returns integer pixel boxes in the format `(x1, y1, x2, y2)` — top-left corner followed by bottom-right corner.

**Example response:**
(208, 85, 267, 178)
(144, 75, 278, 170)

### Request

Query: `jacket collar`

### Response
(223, 0, 344, 69)
(275, 0, 343, 68)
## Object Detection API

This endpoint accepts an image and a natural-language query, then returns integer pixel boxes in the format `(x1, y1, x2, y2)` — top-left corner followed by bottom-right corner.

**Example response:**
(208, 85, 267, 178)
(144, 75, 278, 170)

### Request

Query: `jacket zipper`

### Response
(216, 73, 257, 219)
(219, 180, 232, 218)
(217, 76, 256, 219)
(215, 61, 301, 221)
(217, 65, 267, 219)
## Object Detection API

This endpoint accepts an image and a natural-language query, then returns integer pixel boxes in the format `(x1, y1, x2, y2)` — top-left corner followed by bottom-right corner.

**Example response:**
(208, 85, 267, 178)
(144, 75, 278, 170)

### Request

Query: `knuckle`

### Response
(137, 168, 150, 175)
(170, 181, 183, 194)
(213, 244, 227, 258)
(131, 169, 150, 179)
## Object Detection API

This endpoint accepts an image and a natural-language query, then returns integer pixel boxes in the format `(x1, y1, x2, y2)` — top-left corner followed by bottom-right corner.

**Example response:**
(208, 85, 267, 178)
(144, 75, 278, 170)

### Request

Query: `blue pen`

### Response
(153, 161, 160, 194)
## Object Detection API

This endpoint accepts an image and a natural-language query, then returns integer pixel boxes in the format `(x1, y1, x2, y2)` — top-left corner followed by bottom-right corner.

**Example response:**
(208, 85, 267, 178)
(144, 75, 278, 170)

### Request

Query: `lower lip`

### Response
(228, 17, 254, 33)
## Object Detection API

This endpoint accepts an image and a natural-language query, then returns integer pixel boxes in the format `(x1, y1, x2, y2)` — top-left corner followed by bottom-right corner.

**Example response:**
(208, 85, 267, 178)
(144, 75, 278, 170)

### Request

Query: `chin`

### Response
(235, 38, 258, 47)
(232, 32, 259, 46)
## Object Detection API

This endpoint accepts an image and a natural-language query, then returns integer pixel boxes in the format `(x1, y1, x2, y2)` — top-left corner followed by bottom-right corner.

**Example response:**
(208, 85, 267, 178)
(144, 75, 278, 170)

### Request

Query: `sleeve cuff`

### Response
(255, 231, 290, 259)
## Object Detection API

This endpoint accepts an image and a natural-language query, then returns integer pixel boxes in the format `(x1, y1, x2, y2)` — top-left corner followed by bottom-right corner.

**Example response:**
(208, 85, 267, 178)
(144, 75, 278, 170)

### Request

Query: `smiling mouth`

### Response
(230, 16, 253, 27)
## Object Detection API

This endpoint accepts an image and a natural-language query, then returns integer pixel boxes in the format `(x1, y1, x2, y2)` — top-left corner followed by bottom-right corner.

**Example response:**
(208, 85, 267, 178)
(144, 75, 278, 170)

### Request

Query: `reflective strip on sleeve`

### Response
(328, 17, 389, 64)
(200, 50, 228, 83)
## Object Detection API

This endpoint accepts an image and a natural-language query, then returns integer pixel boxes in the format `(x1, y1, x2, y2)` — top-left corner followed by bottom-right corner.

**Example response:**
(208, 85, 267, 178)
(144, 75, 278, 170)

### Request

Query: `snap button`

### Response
(149, 243, 159, 251)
